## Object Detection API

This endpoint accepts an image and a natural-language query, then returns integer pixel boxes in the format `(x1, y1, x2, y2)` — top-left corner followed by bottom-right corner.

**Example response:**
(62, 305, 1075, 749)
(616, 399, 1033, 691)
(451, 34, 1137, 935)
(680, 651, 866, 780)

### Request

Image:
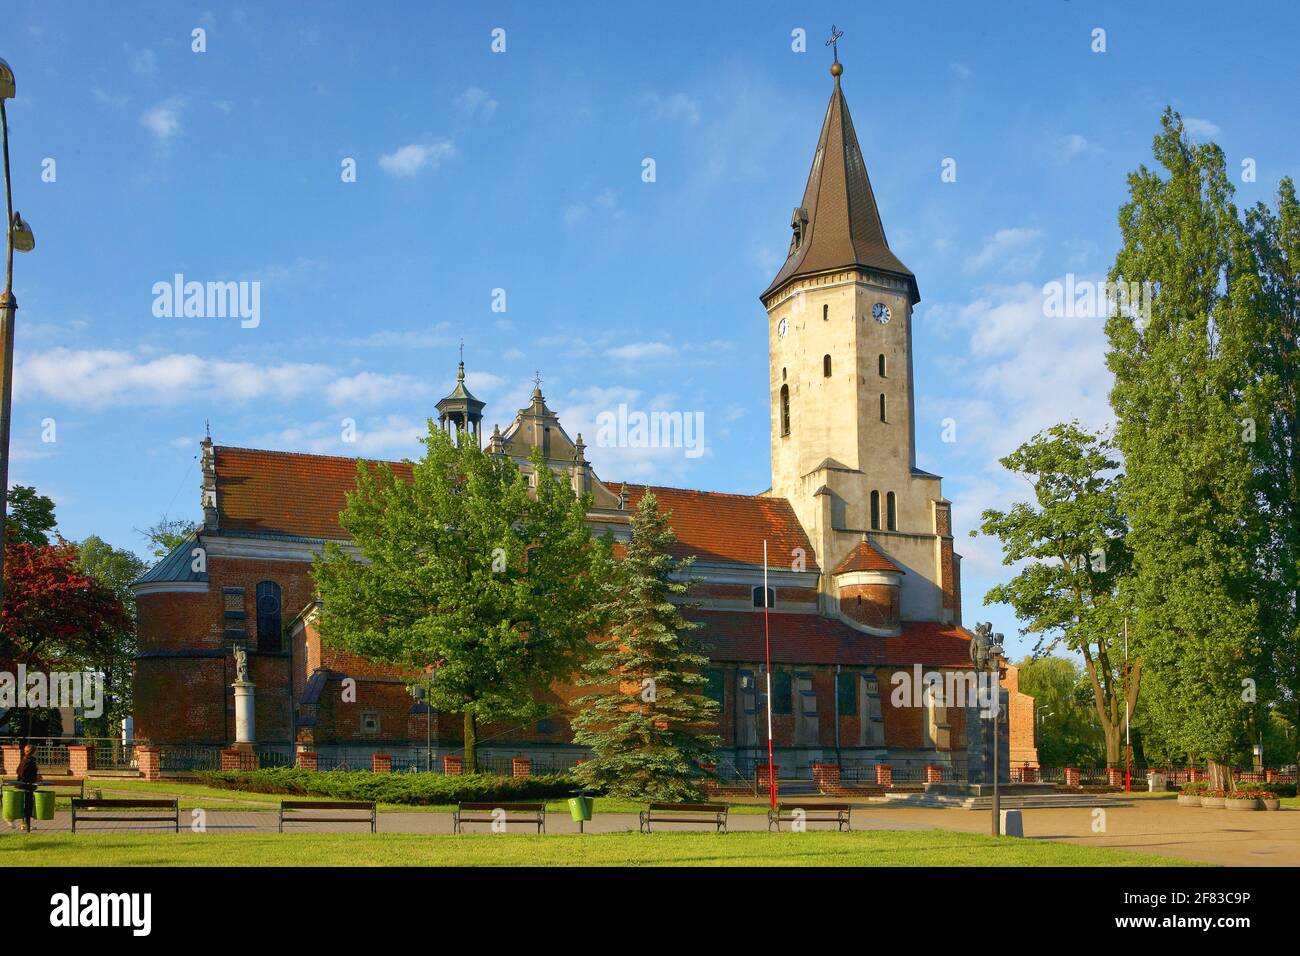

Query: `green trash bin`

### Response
(567, 796, 593, 823)
(1, 788, 22, 821)
(34, 789, 55, 821)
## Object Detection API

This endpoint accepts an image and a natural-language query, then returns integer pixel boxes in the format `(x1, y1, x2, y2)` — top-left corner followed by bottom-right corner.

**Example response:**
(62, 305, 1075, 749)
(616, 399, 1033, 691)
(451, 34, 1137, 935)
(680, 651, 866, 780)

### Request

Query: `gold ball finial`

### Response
(830, 61, 843, 77)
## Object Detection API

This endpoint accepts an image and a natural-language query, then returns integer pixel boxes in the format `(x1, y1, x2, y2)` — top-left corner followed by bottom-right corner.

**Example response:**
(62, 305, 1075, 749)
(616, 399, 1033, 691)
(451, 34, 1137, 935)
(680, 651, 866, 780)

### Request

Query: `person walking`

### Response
(13, 744, 39, 833)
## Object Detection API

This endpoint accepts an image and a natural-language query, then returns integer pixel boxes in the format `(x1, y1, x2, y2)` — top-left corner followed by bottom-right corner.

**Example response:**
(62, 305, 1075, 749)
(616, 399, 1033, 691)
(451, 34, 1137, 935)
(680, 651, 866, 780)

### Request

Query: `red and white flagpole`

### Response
(763, 539, 777, 810)
(1124, 618, 1131, 794)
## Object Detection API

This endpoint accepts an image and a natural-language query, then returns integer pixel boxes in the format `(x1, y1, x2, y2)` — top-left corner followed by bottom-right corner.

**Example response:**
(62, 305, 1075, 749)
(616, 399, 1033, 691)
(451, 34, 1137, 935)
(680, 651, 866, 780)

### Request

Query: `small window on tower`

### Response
(887, 492, 897, 531)
(752, 586, 775, 609)
(870, 491, 881, 530)
(780, 385, 790, 437)
(879, 393, 887, 422)
(823, 354, 832, 377)
(822, 304, 829, 322)
(878, 354, 886, 377)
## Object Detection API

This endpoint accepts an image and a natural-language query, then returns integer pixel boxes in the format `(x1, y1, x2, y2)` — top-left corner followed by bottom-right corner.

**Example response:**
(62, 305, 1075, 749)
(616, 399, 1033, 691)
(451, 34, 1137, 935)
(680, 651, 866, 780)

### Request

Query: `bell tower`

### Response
(761, 40, 961, 628)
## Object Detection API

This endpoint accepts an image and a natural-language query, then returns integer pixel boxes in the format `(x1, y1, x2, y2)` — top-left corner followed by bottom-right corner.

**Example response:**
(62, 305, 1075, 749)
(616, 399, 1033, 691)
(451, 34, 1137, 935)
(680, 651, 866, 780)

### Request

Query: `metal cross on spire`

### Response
(825, 24, 844, 63)
(458, 338, 464, 362)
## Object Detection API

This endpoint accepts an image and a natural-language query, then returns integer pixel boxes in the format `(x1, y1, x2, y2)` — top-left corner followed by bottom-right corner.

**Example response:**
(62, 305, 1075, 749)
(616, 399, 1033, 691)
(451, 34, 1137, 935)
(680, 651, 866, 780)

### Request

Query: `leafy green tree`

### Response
(1015, 655, 1106, 766)
(138, 517, 198, 560)
(75, 536, 148, 736)
(313, 423, 608, 772)
(1246, 177, 1300, 773)
(571, 491, 720, 800)
(1106, 108, 1267, 788)
(974, 422, 1136, 766)
(5, 485, 57, 546)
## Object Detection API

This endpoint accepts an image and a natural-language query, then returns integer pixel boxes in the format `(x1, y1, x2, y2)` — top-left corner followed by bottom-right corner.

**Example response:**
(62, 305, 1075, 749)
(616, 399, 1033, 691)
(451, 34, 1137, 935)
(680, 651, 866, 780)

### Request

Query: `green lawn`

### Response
(69, 778, 770, 814)
(0, 828, 1199, 867)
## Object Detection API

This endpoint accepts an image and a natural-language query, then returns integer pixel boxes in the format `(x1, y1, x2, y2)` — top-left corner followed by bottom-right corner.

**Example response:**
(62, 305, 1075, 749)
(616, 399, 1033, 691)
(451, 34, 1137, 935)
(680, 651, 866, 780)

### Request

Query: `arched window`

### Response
(780, 385, 790, 436)
(870, 491, 881, 530)
(823, 354, 832, 377)
(886, 492, 897, 531)
(822, 304, 829, 322)
(878, 353, 886, 377)
(879, 393, 887, 422)
(256, 581, 282, 652)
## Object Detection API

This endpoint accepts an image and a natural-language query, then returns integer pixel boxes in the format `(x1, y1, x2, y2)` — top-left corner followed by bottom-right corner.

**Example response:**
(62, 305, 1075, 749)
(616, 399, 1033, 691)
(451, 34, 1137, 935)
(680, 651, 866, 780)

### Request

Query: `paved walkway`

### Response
(6, 795, 1297, 866)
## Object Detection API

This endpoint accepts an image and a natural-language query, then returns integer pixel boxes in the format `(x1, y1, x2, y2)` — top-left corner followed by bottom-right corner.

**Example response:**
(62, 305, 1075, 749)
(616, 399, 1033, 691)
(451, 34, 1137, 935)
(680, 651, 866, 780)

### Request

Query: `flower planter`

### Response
(1225, 796, 1261, 811)
(1176, 793, 1200, 807)
(1200, 795, 1226, 808)
(1262, 797, 1281, 811)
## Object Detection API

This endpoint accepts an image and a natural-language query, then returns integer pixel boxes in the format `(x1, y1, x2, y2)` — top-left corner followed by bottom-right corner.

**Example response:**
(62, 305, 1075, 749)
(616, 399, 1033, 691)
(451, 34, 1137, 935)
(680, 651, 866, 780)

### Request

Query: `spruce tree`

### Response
(571, 491, 721, 800)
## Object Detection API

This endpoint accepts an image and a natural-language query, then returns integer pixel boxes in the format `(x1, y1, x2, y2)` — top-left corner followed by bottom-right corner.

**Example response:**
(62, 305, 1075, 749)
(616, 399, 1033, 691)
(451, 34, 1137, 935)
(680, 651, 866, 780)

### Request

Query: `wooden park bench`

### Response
(2, 777, 85, 800)
(452, 802, 546, 834)
(639, 802, 728, 834)
(278, 800, 376, 833)
(71, 798, 178, 833)
(767, 802, 853, 832)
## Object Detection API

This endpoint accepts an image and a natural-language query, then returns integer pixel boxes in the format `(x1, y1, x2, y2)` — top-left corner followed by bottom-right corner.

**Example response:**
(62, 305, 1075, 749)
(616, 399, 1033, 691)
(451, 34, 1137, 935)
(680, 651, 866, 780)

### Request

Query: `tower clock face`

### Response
(872, 302, 891, 324)
(778, 317, 789, 337)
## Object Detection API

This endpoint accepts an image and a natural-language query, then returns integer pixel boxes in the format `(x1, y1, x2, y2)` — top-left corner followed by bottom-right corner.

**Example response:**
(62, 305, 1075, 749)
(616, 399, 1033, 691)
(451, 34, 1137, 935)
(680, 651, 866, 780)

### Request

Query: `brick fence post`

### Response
(925, 765, 944, 784)
(756, 763, 778, 789)
(443, 755, 463, 775)
(221, 748, 259, 772)
(1106, 766, 1123, 788)
(811, 763, 840, 793)
(1063, 767, 1080, 788)
(875, 764, 893, 787)
(136, 746, 162, 781)
(297, 751, 318, 771)
(372, 753, 393, 774)
(1, 744, 20, 776)
(67, 744, 95, 778)
(511, 757, 531, 778)
(1266, 768, 1277, 783)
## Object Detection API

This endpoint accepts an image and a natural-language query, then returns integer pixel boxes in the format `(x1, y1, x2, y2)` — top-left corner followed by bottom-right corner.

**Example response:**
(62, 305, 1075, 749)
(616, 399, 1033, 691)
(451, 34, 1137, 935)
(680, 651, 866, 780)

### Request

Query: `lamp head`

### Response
(11, 212, 34, 252)
(0, 58, 14, 100)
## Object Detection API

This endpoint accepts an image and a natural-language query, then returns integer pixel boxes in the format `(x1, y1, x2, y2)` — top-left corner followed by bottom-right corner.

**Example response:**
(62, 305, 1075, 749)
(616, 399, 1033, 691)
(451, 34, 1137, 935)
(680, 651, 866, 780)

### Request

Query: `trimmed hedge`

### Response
(195, 768, 583, 805)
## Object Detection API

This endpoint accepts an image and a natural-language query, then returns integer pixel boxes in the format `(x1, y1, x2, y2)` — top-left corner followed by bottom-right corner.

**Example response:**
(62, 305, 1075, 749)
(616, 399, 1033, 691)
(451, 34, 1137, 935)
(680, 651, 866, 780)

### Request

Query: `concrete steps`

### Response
(883, 791, 1133, 810)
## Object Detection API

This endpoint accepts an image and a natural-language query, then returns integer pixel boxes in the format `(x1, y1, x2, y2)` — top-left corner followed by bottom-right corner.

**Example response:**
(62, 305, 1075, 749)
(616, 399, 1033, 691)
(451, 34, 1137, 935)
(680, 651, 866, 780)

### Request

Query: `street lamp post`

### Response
(0, 57, 36, 612)
(970, 622, 1005, 836)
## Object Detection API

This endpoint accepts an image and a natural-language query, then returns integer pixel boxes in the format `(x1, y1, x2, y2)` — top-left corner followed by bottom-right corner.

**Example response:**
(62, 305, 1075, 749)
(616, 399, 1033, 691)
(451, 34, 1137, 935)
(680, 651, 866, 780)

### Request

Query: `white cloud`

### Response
(140, 97, 184, 145)
(963, 227, 1044, 275)
(646, 92, 702, 125)
(605, 341, 676, 362)
(1059, 133, 1100, 161)
(455, 87, 498, 118)
(345, 324, 454, 349)
(378, 140, 456, 177)
(259, 415, 429, 459)
(563, 188, 618, 226)
(125, 45, 157, 78)
(1183, 117, 1221, 139)
(327, 372, 432, 408)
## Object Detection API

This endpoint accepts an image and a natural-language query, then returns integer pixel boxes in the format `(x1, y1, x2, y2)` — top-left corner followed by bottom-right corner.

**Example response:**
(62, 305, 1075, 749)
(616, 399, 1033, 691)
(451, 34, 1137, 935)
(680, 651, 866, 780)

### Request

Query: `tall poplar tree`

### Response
(1106, 109, 1267, 787)
(1246, 177, 1300, 769)
(571, 491, 720, 800)
(313, 423, 608, 772)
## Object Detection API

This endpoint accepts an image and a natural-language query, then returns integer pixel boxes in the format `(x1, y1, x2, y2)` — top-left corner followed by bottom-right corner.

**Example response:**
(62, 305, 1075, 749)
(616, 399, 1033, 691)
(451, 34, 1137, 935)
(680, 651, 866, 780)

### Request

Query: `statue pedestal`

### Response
(233, 680, 256, 746)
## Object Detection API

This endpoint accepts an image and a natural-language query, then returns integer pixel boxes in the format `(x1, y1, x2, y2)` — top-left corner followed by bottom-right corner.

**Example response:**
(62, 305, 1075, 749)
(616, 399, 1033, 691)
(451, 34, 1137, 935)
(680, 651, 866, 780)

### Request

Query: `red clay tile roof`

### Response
(215, 446, 412, 539)
(622, 485, 818, 571)
(686, 609, 972, 668)
(832, 539, 904, 575)
(213, 449, 818, 571)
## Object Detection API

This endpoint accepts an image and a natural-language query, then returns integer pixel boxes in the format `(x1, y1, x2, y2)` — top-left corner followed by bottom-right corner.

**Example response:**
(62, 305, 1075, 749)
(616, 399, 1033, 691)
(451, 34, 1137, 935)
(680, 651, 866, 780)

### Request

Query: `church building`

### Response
(132, 59, 1036, 780)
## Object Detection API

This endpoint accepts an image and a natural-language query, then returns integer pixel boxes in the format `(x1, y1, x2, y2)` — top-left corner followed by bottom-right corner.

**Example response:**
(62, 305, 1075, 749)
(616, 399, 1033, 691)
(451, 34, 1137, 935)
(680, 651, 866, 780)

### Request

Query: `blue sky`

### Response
(5, 0, 1298, 657)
